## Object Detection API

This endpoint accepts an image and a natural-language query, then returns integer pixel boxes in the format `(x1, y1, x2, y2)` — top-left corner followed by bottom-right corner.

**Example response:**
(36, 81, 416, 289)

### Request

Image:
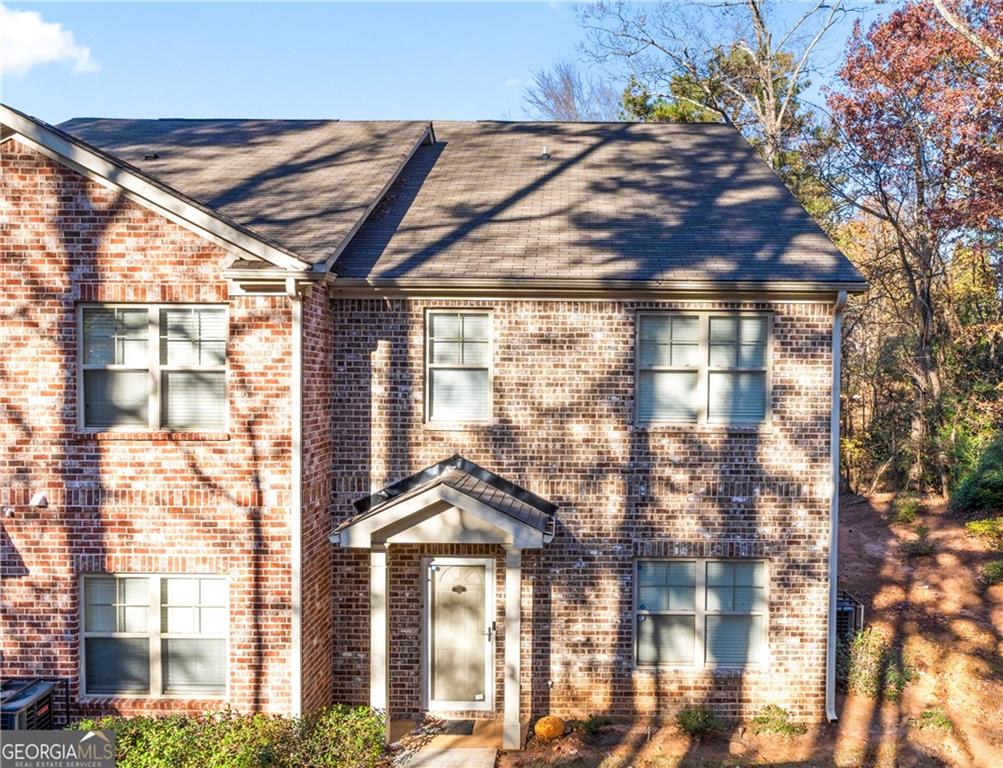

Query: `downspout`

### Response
(288, 277, 304, 717)
(826, 289, 848, 722)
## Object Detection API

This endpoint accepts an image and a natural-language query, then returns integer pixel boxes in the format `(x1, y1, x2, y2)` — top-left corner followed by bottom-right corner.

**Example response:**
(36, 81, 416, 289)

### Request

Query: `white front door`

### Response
(425, 557, 494, 711)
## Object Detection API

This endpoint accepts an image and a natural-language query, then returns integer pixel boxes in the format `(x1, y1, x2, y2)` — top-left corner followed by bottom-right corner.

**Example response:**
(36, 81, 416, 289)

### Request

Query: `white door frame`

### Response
(422, 556, 495, 712)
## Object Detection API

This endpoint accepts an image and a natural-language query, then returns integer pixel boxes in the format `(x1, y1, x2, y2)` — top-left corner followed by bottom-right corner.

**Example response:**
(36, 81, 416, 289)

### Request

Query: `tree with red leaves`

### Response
(818, 1, 1003, 494)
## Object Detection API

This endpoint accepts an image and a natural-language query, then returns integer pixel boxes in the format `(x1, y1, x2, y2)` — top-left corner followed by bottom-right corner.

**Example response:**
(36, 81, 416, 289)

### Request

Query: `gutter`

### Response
(826, 289, 848, 722)
(324, 275, 869, 299)
(288, 277, 305, 717)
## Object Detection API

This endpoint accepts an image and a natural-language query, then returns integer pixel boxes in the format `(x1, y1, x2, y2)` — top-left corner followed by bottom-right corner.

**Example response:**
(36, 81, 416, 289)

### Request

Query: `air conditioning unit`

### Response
(1, 678, 56, 730)
(836, 590, 865, 641)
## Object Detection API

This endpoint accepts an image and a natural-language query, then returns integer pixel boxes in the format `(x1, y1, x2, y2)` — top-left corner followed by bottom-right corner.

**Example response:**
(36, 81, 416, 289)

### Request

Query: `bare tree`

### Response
(523, 59, 622, 121)
(578, 0, 853, 169)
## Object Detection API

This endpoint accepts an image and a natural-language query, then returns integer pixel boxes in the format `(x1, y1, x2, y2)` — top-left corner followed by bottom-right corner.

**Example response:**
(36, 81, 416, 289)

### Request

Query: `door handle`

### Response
(483, 621, 496, 643)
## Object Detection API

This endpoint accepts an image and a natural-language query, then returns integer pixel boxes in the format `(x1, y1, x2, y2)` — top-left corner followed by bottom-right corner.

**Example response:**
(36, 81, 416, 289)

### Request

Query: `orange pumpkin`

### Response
(534, 715, 566, 741)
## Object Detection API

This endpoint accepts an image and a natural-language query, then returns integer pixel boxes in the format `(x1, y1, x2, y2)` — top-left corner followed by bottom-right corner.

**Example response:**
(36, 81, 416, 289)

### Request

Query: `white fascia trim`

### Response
(289, 288, 304, 717)
(826, 289, 848, 722)
(2, 106, 310, 272)
(325, 276, 869, 300)
(333, 485, 546, 550)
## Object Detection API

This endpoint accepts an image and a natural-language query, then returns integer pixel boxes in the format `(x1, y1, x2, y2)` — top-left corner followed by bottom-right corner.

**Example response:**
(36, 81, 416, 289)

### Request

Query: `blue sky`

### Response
(1, 2, 884, 125)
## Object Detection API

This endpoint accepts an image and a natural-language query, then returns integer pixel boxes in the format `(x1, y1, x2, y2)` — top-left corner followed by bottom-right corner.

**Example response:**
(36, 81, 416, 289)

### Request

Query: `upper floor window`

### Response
(636, 313, 769, 425)
(426, 310, 491, 422)
(81, 574, 227, 697)
(635, 559, 767, 668)
(80, 306, 227, 431)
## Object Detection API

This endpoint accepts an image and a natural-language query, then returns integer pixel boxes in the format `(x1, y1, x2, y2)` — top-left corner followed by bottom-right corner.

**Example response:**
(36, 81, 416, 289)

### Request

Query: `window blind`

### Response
(427, 311, 491, 421)
(636, 313, 769, 425)
(705, 615, 765, 664)
(162, 371, 226, 430)
(80, 305, 227, 431)
(636, 559, 767, 667)
(636, 615, 696, 665)
(162, 639, 226, 694)
(707, 316, 767, 422)
(82, 574, 227, 698)
(84, 638, 150, 694)
(637, 315, 700, 422)
(160, 308, 226, 430)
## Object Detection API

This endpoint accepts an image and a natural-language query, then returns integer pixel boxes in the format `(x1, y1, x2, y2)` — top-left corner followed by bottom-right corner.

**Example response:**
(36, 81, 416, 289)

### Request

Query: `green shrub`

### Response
(843, 627, 913, 701)
(966, 517, 1003, 548)
(981, 559, 1003, 584)
(951, 433, 1003, 516)
(296, 706, 386, 768)
(573, 714, 611, 737)
(70, 706, 386, 768)
(913, 708, 953, 732)
(750, 704, 807, 736)
(901, 526, 934, 558)
(675, 705, 721, 737)
(892, 495, 921, 524)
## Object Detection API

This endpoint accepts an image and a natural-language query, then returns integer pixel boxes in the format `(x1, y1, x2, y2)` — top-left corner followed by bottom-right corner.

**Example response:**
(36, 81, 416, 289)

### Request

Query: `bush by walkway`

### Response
(70, 705, 386, 768)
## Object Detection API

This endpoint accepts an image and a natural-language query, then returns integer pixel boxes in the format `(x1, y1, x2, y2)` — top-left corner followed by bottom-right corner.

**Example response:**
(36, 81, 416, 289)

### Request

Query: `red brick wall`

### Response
(0, 137, 838, 727)
(330, 298, 835, 723)
(0, 141, 295, 718)
(299, 287, 335, 713)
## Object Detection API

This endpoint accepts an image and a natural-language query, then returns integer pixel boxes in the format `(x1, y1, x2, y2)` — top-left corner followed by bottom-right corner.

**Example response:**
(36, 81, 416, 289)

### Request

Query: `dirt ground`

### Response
(498, 494, 1003, 768)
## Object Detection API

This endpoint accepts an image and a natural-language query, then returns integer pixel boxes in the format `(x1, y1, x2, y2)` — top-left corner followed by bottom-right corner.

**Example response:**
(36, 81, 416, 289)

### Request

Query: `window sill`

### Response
(633, 664, 766, 675)
(78, 693, 227, 703)
(632, 422, 773, 435)
(422, 421, 497, 432)
(73, 431, 231, 442)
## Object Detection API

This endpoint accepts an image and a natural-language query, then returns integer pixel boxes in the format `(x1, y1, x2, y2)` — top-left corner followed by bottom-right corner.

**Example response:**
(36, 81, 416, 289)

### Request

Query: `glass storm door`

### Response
(426, 559, 492, 710)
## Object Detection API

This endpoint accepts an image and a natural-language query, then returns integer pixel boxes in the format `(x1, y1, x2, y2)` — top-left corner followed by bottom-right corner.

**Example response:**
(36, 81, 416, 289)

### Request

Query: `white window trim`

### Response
(424, 308, 494, 425)
(79, 574, 230, 700)
(635, 311, 773, 426)
(76, 304, 229, 433)
(633, 558, 770, 670)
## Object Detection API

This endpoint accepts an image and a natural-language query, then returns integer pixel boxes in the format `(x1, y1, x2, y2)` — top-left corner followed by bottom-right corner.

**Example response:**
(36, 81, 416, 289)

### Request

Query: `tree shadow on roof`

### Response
(337, 120, 852, 285)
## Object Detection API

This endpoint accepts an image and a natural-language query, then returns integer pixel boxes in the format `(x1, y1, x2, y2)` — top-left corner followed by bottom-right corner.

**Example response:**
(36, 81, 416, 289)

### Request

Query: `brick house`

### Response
(0, 105, 865, 749)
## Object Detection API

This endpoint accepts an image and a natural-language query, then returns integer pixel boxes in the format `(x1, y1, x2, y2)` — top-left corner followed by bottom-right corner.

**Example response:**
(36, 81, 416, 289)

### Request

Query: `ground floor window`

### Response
(81, 574, 227, 697)
(635, 559, 767, 668)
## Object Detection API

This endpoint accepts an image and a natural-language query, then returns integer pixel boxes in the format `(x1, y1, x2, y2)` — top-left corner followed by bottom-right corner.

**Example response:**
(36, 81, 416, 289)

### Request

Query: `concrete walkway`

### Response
(392, 720, 501, 768)
(398, 747, 496, 768)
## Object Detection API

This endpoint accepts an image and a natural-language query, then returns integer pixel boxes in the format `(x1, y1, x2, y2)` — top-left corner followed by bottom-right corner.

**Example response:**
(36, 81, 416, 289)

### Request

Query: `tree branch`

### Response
(931, 0, 1001, 63)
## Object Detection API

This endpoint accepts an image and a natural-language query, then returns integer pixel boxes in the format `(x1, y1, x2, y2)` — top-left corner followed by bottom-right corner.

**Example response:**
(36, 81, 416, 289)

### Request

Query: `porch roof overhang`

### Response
(329, 455, 557, 550)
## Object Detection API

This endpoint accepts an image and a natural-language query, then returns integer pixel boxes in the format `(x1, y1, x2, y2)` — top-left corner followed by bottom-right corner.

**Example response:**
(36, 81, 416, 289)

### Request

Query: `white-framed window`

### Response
(79, 305, 227, 431)
(636, 313, 770, 425)
(635, 559, 767, 668)
(81, 574, 228, 698)
(425, 310, 491, 422)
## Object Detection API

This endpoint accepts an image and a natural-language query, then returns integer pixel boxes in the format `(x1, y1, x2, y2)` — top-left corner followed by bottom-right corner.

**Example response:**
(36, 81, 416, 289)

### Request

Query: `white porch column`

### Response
(503, 547, 522, 750)
(370, 545, 390, 721)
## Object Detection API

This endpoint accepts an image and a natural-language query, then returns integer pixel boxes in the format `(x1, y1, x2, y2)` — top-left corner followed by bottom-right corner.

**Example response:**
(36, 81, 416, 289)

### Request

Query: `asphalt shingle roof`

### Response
(338, 454, 557, 536)
(59, 117, 431, 266)
(55, 116, 861, 286)
(335, 121, 863, 286)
